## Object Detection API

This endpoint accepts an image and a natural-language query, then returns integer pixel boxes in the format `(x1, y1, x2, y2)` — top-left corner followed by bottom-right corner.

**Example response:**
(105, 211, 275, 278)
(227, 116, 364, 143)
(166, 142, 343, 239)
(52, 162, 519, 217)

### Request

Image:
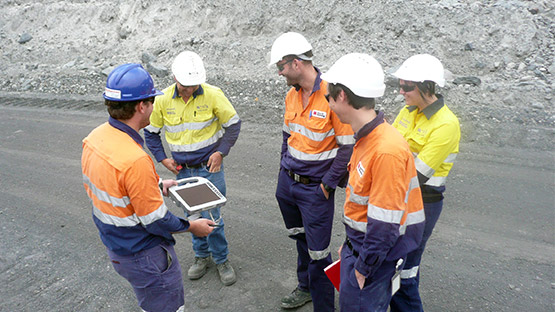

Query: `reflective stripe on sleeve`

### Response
(336, 134, 355, 145)
(145, 124, 161, 134)
(444, 153, 457, 163)
(415, 157, 434, 178)
(222, 114, 240, 127)
(405, 176, 420, 203)
(425, 175, 447, 187)
(288, 145, 338, 161)
(137, 201, 169, 225)
(308, 245, 331, 260)
(367, 204, 405, 225)
(399, 208, 426, 235)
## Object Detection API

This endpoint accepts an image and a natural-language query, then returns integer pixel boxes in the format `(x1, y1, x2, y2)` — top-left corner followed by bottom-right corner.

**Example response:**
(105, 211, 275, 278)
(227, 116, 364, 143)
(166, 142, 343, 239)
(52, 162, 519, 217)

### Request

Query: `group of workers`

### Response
(81, 31, 460, 312)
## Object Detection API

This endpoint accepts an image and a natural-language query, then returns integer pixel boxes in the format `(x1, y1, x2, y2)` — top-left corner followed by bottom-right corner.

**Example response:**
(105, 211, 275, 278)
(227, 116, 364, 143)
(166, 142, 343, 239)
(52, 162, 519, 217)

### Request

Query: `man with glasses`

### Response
(268, 32, 354, 311)
(145, 51, 241, 287)
(389, 54, 460, 312)
(321, 53, 425, 312)
(82, 63, 215, 312)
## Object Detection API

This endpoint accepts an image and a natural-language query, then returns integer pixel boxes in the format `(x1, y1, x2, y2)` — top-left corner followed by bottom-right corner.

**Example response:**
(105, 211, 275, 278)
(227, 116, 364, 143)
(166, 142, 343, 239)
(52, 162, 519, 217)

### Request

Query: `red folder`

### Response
(324, 259, 341, 290)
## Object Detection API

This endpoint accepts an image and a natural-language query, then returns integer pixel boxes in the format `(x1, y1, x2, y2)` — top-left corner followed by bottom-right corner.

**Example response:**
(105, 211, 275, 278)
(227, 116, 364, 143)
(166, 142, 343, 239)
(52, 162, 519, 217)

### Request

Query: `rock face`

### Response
(0, 0, 553, 150)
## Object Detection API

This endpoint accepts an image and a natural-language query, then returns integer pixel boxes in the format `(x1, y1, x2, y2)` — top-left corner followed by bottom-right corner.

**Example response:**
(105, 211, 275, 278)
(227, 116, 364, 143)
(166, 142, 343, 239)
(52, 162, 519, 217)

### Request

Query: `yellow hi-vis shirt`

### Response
(392, 96, 460, 188)
(146, 83, 240, 154)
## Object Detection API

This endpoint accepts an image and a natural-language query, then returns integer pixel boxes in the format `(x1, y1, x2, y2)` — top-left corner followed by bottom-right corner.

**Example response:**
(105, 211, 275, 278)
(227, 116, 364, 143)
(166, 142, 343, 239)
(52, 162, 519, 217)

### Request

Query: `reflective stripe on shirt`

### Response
(288, 145, 338, 161)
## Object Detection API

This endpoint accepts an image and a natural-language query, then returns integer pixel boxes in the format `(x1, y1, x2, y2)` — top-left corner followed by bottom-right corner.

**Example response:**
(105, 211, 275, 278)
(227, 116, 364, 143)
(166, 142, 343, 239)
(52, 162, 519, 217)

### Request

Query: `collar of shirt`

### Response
(293, 66, 322, 95)
(172, 84, 205, 99)
(406, 94, 445, 119)
(108, 116, 144, 147)
(354, 110, 385, 141)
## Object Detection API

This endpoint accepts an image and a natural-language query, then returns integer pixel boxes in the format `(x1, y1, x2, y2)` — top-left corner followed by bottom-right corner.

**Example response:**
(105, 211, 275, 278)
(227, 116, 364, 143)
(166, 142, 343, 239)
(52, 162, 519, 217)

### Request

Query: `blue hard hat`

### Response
(103, 63, 163, 101)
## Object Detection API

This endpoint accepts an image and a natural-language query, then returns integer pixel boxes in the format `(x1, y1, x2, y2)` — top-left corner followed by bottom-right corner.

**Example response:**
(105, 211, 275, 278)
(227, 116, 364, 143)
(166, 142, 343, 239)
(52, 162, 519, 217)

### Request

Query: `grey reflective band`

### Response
(400, 265, 419, 279)
(288, 122, 335, 142)
(308, 245, 331, 260)
(169, 129, 224, 152)
(342, 214, 367, 233)
(83, 174, 130, 208)
(288, 145, 338, 161)
(415, 157, 434, 178)
(348, 184, 369, 205)
(336, 134, 355, 145)
(287, 227, 305, 236)
(145, 124, 161, 134)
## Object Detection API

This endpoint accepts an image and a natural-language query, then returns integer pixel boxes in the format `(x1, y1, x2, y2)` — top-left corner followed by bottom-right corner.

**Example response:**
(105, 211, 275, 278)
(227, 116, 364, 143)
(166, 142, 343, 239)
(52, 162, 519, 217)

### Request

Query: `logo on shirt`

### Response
(310, 110, 327, 119)
(196, 104, 209, 112)
(357, 161, 365, 177)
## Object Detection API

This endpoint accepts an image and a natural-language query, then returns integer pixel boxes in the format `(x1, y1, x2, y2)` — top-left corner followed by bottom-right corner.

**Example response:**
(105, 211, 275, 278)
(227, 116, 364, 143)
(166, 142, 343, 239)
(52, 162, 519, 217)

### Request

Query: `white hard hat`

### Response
(268, 32, 313, 67)
(392, 54, 445, 87)
(321, 53, 385, 98)
(171, 51, 206, 86)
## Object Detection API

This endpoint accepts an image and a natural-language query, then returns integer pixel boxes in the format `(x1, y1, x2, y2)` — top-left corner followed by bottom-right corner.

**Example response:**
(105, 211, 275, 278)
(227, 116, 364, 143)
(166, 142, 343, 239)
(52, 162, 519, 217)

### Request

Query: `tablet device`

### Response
(168, 177, 226, 214)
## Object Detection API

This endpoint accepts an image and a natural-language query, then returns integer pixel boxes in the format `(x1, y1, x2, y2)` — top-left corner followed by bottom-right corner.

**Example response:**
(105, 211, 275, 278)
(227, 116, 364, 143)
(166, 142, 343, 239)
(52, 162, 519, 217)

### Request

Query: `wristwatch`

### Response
(322, 183, 335, 193)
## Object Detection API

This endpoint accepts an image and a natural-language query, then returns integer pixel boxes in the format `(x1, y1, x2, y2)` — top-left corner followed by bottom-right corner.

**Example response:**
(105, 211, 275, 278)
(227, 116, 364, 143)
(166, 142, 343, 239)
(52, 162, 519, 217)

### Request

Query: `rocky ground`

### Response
(1, 0, 554, 150)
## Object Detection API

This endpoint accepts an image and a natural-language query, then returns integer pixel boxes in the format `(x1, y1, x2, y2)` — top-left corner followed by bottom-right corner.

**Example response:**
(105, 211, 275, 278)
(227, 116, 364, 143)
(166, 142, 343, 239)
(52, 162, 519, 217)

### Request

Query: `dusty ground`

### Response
(0, 1, 554, 311)
(0, 0, 554, 150)
(0, 105, 553, 311)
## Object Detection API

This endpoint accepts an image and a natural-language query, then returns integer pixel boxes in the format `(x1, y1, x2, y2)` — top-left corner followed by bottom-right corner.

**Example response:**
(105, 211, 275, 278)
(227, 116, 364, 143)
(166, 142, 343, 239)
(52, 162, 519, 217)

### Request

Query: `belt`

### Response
(286, 169, 320, 185)
(345, 237, 359, 257)
(179, 161, 208, 169)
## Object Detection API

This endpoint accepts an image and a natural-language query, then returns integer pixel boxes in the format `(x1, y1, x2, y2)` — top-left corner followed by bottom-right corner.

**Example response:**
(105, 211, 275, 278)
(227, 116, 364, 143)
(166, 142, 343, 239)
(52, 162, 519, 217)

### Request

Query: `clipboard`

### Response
(168, 177, 226, 214)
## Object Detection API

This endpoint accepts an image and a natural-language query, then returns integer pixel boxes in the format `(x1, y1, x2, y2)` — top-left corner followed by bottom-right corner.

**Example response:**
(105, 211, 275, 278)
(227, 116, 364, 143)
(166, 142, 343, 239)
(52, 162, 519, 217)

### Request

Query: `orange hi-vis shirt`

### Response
(343, 112, 425, 278)
(281, 75, 354, 187)
(82, 119, 188, 256)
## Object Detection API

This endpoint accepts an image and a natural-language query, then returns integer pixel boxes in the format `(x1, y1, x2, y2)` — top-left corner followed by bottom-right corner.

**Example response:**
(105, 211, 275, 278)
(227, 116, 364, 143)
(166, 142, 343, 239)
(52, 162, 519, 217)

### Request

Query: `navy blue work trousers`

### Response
(339, 243, 399, 312)
(275, 168, 335, 312)
(107, 241, 184, 312)
(390, 199, 444, 312)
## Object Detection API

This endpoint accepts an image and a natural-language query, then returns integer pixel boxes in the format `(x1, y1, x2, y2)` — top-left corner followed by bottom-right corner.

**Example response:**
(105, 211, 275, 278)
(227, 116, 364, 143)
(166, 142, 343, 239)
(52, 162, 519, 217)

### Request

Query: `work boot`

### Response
(280, 287, 312, 309)
(216, 260, 237, 286)
(188, 257, 210, 280)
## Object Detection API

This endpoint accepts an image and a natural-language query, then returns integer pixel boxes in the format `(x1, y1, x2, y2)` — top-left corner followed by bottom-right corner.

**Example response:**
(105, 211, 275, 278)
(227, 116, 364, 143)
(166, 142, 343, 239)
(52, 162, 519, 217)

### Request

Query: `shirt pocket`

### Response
(407, 130, 426, 153)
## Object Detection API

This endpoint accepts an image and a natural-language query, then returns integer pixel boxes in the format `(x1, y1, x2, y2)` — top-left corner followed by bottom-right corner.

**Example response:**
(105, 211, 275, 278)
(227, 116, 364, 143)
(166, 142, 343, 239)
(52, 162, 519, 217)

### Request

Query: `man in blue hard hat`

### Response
(81, 63, 215, 312)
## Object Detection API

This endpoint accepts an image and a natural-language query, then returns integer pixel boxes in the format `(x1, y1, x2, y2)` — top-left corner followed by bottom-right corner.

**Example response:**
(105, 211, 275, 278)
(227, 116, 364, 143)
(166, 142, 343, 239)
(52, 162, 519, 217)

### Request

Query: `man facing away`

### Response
(145, 51, 241, 286)
(268, 32, 355, 311)
(81, 63, 214, 312)
(321, 53, 425, 312)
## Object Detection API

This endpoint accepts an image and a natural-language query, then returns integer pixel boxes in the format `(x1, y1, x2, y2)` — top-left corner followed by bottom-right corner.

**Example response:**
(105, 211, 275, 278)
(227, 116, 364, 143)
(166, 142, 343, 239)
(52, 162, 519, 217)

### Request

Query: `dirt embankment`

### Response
(1, 0, 553, 150)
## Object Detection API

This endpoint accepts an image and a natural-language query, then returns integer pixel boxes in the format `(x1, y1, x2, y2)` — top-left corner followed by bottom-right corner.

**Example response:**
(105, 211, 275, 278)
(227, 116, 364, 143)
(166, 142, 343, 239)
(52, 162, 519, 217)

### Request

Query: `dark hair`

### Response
(105, 97, 154, 120)
(415, 81, 436, 97)
(327, 83, 375, 109)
